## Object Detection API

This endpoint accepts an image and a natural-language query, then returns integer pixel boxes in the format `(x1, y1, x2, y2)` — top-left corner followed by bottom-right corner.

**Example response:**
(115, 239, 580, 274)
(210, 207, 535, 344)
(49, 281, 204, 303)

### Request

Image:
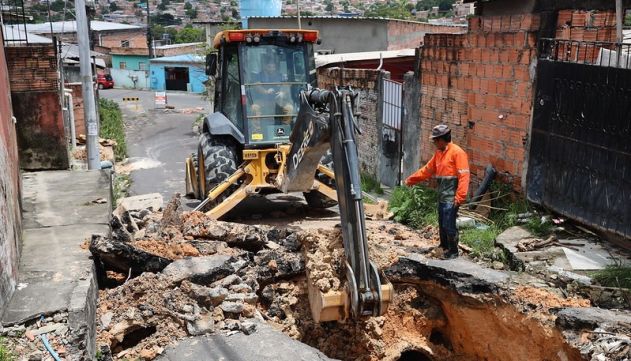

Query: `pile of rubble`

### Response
(90, 195, 630, 361)
(1, 313, 72, 360)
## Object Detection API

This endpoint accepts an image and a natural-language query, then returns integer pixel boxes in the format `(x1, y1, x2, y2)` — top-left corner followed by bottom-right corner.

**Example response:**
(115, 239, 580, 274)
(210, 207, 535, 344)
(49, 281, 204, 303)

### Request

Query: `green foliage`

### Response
(109, 2, 119, 11)
(361, 173, 383, 195)
(50, 0, 65, 12)
(325, 2, 334, 12)
(186, 6, 198, 19)
(175, 26, 204, 43)
(364, 0, 414, 20)
(151, 24, 177, 42)
(389, 185, 438, 229)
(98, 98, 127, 161)
(184, 1, 192, 9)
(460, 226, 500, 258)
(415, 0, 455, 11)
(0, 338, 14, 361)
(151, 12, 182, 26)
(594, 263, 631, 290)
(526, 217, 553, 237)
(113, 173, 131, 206)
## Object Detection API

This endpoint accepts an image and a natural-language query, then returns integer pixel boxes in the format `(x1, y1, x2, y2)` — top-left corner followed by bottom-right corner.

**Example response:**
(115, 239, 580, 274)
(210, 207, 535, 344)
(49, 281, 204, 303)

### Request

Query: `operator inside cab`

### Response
(247, 53, 295, 131)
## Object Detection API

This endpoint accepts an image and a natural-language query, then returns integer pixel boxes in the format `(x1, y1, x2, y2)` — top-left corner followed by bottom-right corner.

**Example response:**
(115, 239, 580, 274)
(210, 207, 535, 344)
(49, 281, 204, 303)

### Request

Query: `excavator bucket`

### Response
(308, 275, 394, 323)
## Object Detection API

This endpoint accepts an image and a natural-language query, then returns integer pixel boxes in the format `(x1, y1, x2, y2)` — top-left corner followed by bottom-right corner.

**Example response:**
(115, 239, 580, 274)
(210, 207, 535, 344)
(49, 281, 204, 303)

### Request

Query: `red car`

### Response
(97, 74, 114, 89)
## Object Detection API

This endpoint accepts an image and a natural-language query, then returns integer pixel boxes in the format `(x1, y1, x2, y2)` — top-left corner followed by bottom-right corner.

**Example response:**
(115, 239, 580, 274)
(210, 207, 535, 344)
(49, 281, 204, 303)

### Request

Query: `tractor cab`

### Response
(207, 29, 318, 147)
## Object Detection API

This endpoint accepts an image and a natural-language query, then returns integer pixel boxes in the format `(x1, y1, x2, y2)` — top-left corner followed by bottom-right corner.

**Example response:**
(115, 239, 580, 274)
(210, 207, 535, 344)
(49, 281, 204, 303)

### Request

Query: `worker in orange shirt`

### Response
(405, 124, 470, 259)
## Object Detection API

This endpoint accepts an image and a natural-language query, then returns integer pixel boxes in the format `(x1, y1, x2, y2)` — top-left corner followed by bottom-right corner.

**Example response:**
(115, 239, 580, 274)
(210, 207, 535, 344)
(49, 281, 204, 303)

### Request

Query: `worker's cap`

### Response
(430, 124, 451, 139)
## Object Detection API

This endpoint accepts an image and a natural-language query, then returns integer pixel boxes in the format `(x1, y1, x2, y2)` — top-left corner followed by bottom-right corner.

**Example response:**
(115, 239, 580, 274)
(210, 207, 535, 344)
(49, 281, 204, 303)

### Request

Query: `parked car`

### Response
(97, 74, 114, 89)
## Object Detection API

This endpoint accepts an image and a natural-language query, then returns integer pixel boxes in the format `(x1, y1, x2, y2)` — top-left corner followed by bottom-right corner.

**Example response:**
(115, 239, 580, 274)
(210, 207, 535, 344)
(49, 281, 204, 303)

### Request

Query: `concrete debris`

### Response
(90, 234, 172, 275)
(115, 193, 164, 214)
(87, 201, 630, 361)
(160, 255, 234, 284)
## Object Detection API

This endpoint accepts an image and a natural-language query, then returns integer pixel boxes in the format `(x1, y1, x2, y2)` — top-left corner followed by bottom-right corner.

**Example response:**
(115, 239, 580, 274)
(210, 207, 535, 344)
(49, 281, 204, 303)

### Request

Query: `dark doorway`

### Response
(165, 67, 189, 91)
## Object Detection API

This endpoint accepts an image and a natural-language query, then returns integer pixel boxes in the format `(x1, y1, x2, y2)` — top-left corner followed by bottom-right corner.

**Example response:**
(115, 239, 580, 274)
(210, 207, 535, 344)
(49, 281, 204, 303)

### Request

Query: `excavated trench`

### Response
(93, 202, 589, 361)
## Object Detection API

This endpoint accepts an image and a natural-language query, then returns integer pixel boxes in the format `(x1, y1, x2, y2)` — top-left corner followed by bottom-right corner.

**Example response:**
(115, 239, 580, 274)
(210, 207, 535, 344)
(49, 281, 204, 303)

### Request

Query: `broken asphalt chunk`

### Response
(161, 255, 234, 285)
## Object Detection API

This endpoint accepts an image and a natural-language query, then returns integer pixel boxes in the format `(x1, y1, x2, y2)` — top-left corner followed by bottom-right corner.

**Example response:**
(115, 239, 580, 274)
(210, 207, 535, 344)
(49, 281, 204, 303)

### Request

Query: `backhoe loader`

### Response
(184, 29, 392, 322)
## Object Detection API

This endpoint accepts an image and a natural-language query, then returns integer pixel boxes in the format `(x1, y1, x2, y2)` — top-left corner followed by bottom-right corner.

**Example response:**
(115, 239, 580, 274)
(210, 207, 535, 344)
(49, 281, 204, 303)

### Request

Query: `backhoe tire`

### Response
(304, 150, 337, 209)
(197, 133, 238, 201)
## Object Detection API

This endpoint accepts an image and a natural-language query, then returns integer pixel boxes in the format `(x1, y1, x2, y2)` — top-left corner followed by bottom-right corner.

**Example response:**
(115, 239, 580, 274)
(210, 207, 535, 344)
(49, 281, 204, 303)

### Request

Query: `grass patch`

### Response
(361, 172, 384, 195)
(113, 173, 131, 206)
(593, 263, 631, 289)
(99, 98, 127, 161)
(0, 338, 14, 361)
(460, 226, 500, 258)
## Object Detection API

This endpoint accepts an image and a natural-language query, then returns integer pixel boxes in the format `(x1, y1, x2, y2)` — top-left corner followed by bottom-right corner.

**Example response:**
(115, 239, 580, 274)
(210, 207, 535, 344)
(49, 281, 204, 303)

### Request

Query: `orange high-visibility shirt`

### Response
(405, 143, 470, 204)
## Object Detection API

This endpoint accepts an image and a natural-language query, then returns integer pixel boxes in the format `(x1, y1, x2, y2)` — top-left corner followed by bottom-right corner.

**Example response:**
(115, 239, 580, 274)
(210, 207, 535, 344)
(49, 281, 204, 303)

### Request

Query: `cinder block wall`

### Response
(317, 67, 387, 178)
(0, 33, 22, 311)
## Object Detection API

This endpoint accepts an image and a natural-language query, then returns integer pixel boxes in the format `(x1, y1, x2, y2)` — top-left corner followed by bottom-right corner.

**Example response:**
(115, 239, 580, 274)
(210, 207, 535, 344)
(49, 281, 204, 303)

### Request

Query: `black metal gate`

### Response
(527, 59, 631, 239)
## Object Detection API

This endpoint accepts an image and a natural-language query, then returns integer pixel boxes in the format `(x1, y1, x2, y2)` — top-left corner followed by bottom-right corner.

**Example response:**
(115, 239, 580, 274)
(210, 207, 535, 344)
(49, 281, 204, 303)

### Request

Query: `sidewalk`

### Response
(1, 170, 111, 359)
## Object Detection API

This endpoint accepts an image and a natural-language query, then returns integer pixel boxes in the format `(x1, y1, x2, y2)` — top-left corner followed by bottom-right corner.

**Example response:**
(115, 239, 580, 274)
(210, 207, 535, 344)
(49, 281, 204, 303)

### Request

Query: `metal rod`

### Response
(76, 0, 100, 169)
(65, 90, 76, 150)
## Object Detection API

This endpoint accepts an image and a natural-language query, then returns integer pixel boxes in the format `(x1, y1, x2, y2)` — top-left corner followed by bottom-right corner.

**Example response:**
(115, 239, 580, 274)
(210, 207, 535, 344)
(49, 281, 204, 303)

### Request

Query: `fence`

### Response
(539, 38, 631, 68)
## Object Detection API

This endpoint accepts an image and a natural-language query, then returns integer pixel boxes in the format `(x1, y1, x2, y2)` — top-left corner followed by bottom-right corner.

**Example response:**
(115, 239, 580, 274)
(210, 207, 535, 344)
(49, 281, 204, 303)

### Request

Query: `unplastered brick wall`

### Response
(99, 29, 148, 49)
(419, 15, 540, 191)
(387, 21, 467, 50)
(5, 45, 59, 92)
(555, 9, 617, 42)
(317, 67, 386, 177)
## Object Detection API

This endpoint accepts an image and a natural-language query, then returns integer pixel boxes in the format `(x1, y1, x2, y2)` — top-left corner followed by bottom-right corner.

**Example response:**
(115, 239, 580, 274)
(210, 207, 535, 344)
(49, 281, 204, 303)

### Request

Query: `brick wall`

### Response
(555, 9, 617, 42)
(419, 15, 540, 191)
(317, 67, 386, 177)
(387, 21, 467, 50)
(5, 46, 59, 92)
(553, 9, 618, 64)
(6, 45, 68, 170)
(0, 33, 22, 311)
(99, 29, 148, 49)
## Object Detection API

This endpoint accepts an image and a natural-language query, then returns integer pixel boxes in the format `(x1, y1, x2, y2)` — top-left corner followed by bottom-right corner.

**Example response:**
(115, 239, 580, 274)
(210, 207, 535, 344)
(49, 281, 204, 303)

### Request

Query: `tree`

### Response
(364, 0, 414, 20)
(184, 1, 192, 10)
(151, 12, 182, 26)
(175, 25, 204, 43)
(186, 6, 198, 18)
(231, 8, 239, 18)
(109, 2, 119, 11)
(325, 3, 334, 13)
(50, 0, 65, 12)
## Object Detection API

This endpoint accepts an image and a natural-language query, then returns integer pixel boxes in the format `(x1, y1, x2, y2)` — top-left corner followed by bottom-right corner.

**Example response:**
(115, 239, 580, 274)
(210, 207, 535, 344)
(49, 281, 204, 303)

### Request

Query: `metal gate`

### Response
(379, 78, 403, 187)
(527, 57, 631, 240)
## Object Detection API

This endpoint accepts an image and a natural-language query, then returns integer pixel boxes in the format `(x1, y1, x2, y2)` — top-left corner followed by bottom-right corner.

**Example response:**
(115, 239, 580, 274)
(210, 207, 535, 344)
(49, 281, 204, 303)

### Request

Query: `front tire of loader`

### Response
(304, 150, 338, 209)
(197, 133, 238, 201)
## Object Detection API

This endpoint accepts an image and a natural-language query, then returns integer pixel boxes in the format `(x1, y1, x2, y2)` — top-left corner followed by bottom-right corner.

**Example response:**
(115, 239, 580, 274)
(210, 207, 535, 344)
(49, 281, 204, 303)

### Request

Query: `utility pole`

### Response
(147, 0, 154, 58)
(616, 0, 623, 67)
(76, 0, 100, 170)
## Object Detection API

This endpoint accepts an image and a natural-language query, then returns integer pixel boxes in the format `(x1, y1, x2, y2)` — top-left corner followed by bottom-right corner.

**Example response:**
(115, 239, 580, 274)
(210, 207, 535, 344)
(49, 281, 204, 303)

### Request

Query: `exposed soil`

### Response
(93, 197, 608, 361)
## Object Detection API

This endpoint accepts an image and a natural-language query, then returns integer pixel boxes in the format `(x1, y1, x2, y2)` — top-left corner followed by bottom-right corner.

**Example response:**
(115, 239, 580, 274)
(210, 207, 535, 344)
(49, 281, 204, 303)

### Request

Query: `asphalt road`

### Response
(101, 88, 208, 205)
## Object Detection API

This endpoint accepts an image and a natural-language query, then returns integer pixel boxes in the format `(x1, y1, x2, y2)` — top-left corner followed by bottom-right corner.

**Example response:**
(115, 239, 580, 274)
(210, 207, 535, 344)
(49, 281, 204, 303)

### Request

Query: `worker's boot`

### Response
(443, 235, 459, 260)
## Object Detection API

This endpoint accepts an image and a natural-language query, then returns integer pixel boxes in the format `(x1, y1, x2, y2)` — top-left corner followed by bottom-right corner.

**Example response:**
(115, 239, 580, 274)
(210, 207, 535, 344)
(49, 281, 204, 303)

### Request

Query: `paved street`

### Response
(100, 88, 208, 205)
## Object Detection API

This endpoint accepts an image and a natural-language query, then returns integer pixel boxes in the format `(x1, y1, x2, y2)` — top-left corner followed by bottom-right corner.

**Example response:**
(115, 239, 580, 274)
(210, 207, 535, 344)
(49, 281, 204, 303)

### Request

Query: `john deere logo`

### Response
(276, 128, 286, 136)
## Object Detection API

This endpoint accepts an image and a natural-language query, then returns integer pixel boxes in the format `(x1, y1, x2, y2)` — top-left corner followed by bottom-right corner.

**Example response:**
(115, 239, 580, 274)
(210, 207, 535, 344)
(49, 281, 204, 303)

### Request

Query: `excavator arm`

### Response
(279, 88, 393, 321)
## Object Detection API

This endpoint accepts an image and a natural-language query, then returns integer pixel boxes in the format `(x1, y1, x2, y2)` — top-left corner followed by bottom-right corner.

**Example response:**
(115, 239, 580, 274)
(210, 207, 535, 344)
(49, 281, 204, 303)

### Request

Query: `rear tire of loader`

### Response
(197, 133, 238, 202)
(304, 150, 338, 209)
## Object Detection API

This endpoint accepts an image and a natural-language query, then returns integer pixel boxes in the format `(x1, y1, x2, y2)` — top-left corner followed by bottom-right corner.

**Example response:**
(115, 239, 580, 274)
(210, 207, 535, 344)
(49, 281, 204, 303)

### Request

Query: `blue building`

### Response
(239, 0, 281, 28)
(149, 54, 208, 93)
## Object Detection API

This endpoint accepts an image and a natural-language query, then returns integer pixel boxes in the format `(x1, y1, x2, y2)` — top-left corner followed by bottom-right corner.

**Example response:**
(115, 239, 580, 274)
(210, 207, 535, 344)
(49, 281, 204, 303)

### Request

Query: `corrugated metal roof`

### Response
(315, 49, 416, 68)
(150, 54, 205, 63)
(25, 21, 142, 34)
(246, 15, 466, 27)
(154, 42, 204, 50)
(2, 25, 52, 44)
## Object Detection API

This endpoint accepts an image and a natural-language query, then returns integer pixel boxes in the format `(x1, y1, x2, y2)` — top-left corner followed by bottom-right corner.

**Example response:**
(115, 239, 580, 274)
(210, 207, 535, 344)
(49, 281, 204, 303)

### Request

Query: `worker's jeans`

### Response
(438, 202, 459, 253)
